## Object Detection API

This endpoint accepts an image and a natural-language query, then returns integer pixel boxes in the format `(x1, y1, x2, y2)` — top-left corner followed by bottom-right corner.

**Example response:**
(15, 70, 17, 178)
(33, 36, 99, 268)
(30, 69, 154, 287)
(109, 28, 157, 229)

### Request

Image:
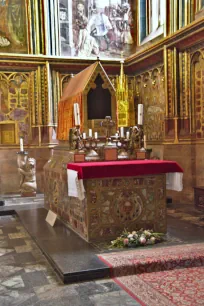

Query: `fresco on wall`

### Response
(59, 0, 135, 59)
(0, 0, 28, 53)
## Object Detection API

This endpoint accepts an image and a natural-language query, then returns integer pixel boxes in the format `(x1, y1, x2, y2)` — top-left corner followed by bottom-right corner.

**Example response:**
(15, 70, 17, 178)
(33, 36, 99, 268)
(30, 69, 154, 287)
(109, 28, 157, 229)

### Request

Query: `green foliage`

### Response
(110, 229, 165, 248)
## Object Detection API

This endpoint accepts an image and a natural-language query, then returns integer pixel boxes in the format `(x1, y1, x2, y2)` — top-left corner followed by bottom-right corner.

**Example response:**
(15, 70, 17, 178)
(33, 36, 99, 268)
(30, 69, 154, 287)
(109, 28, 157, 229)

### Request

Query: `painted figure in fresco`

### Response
(0, 0, 26, 49)
(59, 3, 69, 43)
(117, 0, 133, 45)
(87, 5, 112, 51)
(75, 3, 99, 57)
(109, 6, 122, 49)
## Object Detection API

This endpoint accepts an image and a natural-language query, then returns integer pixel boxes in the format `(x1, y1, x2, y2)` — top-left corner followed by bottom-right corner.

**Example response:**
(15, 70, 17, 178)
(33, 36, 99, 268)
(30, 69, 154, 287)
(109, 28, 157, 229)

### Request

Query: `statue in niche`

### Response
(18, 157, 37, 195)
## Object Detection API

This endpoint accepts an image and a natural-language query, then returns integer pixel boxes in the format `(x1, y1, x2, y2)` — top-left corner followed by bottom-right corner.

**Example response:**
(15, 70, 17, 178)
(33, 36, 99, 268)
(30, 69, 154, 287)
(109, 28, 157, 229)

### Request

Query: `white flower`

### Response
(143, 230, 151, 237)
(132, 231, 137, 235)
(150, 237, 156, 244)
(130, 237, 134, 241)
(128, 234, 133, 238)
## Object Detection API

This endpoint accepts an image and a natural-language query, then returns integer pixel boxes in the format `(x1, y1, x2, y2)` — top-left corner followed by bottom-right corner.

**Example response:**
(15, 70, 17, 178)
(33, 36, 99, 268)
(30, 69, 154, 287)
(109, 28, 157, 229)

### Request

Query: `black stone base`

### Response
(0, 200, 5, 206)
(16, 208, 110, 284)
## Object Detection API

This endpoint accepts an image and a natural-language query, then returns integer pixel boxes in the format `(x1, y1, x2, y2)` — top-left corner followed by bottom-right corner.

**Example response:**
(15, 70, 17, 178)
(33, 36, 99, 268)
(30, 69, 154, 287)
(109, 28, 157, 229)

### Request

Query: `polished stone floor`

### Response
(0, 195, 204, 306)
(0, 214, 140, 306)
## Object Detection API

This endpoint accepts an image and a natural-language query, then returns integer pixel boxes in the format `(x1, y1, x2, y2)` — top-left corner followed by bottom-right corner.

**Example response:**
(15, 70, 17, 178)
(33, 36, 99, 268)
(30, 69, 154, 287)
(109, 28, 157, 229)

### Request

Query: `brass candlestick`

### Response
(83, 137, 100, 161)
(114, 137, 130, 160)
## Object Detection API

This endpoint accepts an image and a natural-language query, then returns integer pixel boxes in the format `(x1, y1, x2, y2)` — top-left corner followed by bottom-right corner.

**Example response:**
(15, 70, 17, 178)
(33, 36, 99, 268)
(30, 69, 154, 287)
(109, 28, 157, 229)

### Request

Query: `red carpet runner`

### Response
(98, 243, 204, 306)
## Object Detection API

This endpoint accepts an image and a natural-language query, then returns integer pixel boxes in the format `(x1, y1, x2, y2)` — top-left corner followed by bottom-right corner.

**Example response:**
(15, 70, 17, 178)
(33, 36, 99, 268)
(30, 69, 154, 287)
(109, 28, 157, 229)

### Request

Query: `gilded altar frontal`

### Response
(0, 1, 204, 203)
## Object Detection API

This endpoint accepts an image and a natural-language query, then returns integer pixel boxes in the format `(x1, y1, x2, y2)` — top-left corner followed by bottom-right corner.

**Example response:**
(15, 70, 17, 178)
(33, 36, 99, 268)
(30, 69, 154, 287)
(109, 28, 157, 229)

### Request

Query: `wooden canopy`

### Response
(57, 60, 115, 140)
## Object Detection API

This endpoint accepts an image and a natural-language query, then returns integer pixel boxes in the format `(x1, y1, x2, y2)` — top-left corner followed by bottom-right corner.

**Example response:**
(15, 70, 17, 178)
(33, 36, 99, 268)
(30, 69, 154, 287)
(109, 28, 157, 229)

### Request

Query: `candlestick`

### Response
(20, 137, 24, 152)
(144, 135, 147, 149)
(94, 132, 98, 139)
(74, 103, 80, 126)
(138, 104, 143, 125)
(89, 129, 92, 138)
(83, 132, 86, 139)
(126, 131, 130, 139)
(120, 127, 124, 138)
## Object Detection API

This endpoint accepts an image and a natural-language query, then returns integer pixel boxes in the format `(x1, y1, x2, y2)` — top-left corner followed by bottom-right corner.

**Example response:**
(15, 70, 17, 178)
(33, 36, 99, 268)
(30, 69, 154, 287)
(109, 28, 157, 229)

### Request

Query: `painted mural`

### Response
(59, 0, 135, 59)
(0, 0, 28, 53)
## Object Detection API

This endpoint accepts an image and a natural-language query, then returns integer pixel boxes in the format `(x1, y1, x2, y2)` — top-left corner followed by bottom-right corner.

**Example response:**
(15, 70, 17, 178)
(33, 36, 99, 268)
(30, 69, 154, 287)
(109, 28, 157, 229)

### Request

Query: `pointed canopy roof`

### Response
(60, 60, 115, 103)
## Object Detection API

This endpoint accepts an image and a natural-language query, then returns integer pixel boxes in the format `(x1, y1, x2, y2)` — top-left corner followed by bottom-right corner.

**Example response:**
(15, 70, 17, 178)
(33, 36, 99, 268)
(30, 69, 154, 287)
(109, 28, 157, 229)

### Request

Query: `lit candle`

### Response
(144, 135, 147, 149)
(73, 103, 80, 126)
(138, 104, 143, 125)
(89, 129, 92, 138)
(94, 132, 98, 139)
(126, 131, 130, 139)
(115, 133, 119, 139)
(20, 137, 24, 152)
(83, 132, 86, 139)
(120, 127, 124, 138)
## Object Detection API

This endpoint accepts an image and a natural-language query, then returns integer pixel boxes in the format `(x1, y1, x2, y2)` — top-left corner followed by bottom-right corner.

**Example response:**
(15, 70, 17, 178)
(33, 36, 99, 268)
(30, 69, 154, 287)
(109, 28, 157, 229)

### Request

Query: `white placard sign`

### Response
(46, 210, 57, 227)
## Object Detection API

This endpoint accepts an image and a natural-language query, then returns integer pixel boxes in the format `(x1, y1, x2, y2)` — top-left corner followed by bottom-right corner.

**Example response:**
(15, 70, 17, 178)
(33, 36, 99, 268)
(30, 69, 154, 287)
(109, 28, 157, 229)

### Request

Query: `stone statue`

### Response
(18, 157, 37, 195)
(130, 125, 144, 149)
(69, 127, 83, 150)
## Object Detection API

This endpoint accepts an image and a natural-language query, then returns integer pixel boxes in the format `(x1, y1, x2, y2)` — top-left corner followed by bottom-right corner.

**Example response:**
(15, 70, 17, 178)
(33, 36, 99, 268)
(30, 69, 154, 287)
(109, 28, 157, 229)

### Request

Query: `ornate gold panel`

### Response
(133, 65, 165, 142)
(191, 49, 204, 138)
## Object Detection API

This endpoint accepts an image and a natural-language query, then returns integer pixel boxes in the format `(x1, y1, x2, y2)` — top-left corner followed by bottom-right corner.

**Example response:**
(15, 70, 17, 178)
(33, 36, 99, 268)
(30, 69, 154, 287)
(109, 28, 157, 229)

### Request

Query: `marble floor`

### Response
(0, 214, 140, 306)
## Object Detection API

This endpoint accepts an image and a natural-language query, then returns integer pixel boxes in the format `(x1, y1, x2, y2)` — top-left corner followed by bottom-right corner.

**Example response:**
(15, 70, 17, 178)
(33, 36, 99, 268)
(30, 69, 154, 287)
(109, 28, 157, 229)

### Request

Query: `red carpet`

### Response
(98, 243, 204, 305)
(98, 243, 204, 277)
(114, 267, 204, 306)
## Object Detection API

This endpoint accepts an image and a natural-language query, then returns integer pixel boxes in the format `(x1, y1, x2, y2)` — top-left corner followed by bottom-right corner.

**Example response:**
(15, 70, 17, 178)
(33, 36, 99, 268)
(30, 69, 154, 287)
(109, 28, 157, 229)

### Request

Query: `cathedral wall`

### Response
(128, 38, 204, 205)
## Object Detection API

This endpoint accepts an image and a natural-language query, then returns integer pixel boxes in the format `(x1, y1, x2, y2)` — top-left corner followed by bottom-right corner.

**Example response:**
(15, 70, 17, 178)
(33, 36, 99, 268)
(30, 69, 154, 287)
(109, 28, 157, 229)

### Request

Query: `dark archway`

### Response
(87, 74, 111, 120)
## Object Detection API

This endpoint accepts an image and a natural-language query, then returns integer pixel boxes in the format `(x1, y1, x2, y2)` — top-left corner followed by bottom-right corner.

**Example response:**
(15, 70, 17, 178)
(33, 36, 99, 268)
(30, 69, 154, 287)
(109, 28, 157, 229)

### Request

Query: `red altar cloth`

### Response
(67, 160, 183, 180)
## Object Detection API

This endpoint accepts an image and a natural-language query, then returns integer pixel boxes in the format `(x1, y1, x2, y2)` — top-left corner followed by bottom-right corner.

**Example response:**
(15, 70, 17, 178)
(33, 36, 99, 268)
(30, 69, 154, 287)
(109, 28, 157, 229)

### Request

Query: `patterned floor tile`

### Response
(14, 252, 36, 264)
(0, 265, 23, 278)
(1, 275, 25, 289)
(0, 214, 141, 306)
(8, 232, 29, 239)
(14, 245, 33, 253)
(0, 248, 14, 256)
(22, 271, 49, 287)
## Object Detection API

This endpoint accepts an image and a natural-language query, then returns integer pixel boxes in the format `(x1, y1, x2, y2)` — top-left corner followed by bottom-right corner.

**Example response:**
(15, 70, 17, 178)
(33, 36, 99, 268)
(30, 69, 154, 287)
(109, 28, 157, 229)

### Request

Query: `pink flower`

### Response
(123, 238, 129, 246)
(139, 236, 146, 245)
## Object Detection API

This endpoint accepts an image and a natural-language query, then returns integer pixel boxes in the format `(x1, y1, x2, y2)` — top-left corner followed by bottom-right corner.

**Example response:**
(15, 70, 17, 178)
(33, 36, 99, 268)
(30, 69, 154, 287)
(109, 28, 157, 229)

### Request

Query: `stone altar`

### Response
(44, 149, 169, 242)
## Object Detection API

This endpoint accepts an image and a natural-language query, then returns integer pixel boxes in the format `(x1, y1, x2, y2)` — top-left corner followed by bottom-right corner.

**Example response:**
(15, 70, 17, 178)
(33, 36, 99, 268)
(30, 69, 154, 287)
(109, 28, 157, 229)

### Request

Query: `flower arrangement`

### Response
(110, 229, 165, 248)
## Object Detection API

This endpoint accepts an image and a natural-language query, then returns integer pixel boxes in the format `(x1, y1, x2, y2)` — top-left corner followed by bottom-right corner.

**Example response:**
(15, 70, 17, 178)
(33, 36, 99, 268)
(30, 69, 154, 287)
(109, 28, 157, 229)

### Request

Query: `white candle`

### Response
(138, 104, 144, 125)
(20, 137, 24, 152)
(126, 131, 130, 139)
(144, 135, 147, 149)
(120, 127, 124, 138)
(74, 103, 80, 126)
(94, 132, 98, 139)
(115, 133, 119, 139)
(89, 129, 92, 138)
(83, 132, 86, 139)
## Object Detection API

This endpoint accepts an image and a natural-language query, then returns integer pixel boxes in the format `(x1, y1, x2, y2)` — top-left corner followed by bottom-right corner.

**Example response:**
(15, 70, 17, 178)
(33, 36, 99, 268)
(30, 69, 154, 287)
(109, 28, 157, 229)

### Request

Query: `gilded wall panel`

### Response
(191, 50, 204, 138)
(134, 66, 165, 142)
(0, 71, 31, 144)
